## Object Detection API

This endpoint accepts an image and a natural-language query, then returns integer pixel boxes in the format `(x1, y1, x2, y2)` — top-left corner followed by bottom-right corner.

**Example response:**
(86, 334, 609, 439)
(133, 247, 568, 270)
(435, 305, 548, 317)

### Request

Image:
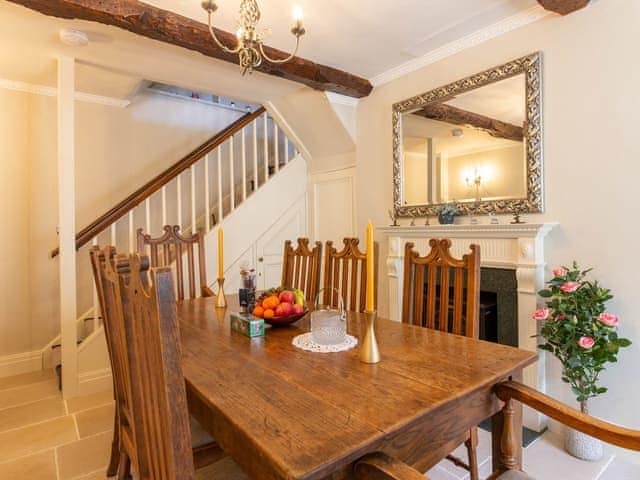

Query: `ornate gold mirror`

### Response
(392, 52, 543, 217)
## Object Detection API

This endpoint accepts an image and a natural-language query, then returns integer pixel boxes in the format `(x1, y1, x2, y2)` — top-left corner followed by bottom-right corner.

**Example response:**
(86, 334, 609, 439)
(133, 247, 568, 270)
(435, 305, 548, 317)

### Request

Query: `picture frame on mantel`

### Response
(392, 52, 544, 218)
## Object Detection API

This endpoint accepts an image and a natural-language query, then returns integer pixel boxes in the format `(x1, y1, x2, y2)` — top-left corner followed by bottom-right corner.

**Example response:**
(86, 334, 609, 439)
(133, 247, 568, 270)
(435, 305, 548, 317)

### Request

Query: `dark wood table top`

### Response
(178, 296, 537, 480)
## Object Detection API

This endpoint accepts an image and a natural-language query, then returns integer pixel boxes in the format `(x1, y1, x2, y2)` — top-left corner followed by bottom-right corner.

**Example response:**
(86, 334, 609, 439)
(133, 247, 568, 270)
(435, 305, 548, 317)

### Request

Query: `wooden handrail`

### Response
(495, 381, 640, 451)
(51, 106, 266, 258)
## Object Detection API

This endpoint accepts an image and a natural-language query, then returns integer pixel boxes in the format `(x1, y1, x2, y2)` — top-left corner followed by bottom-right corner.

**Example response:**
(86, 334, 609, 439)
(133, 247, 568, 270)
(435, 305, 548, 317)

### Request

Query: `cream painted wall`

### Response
(0, 89, 32, 356)
(356, 0, 640, 450)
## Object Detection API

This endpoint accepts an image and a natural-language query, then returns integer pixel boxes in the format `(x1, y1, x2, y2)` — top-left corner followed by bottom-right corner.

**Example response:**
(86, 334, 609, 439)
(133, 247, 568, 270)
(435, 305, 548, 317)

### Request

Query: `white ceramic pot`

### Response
(564, 427, 603, 461)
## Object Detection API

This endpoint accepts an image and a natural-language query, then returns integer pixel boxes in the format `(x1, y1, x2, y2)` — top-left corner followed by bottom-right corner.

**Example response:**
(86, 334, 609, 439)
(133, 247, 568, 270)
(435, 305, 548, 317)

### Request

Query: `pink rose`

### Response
(556, 314, 567, 321)
(578, 336, 595, 349)
(598, 312, 619, 327)
(532, 308, 550, 321)
(553, 267, 568, 277)
(560, 281, 580, 293)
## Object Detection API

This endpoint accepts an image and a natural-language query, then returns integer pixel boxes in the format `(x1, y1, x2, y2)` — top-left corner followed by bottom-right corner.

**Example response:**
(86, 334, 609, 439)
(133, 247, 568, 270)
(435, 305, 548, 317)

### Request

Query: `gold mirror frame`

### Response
(392, 52, 543, 217)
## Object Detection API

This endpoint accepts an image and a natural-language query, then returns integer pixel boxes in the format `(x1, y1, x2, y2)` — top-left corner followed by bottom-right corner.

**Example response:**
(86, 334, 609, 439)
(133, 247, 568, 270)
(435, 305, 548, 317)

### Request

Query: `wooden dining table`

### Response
(178, 296, 537, 480)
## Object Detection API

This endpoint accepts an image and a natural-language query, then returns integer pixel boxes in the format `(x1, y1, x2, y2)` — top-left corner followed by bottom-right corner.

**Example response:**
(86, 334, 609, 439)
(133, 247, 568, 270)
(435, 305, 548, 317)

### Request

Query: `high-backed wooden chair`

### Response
(281, 238, 322, 302)
(401, 238, 481, 480)
(323, 238, 372, 312)
(90, 247, 230, 479)
(354, 382, 640, 480)
(137, 225, 214, 300)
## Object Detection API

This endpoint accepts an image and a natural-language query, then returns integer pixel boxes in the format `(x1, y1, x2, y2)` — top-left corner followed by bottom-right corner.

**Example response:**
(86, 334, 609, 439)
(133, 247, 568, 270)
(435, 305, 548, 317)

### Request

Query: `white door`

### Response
(255, 200, 307, 290)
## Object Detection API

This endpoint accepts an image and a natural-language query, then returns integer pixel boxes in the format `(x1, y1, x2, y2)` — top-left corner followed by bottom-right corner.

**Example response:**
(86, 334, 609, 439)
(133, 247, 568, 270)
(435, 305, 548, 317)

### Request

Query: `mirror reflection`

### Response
(401, 74, 526, 207)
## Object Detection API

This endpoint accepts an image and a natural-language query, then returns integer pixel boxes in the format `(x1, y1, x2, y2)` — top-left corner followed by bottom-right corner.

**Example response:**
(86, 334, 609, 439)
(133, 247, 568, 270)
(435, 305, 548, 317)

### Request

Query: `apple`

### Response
(279, 290, 296, 304)
(275, 302, 293, 317)
(292, 304, 304, 315)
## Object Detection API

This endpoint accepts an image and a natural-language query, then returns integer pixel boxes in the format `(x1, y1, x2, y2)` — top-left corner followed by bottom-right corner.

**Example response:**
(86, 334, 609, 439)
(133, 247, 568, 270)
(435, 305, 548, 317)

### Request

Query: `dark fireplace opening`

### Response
(422, 267, 518, 347)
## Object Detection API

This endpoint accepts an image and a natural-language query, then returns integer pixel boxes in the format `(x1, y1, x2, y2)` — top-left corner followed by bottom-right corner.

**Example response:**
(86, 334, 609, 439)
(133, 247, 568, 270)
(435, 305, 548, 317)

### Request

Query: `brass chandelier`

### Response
(201, 0, 306, 75)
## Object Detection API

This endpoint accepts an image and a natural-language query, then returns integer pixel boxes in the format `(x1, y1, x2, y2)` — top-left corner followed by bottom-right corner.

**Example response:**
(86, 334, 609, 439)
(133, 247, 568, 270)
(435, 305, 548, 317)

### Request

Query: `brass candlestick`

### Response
(360, 310, 380, 364)
(215, 277, 227, 308)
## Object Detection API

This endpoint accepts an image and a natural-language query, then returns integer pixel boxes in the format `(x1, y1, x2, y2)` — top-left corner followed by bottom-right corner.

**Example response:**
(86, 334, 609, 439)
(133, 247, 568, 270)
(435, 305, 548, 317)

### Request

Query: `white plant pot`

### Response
(564, 427, 603, 461)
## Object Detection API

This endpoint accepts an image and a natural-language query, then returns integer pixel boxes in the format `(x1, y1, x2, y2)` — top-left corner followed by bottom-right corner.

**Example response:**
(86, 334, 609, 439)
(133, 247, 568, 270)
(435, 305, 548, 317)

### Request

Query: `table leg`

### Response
(492, 371, 523, 473)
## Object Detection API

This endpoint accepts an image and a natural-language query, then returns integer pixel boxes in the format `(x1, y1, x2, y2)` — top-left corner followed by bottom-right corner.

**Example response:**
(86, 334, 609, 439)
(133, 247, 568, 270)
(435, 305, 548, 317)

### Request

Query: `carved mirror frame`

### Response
(392, 52, 543, 217)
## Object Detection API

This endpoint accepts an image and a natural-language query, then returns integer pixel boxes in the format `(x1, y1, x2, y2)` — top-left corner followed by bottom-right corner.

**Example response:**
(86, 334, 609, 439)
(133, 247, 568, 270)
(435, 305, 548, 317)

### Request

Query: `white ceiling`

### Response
(142, 0, 539, 78)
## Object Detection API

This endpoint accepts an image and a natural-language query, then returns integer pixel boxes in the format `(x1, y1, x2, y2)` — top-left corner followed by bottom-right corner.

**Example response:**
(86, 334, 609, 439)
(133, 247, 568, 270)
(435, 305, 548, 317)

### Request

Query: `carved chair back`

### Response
(118, 253, 195, 479)
(281, 238, 322, 302)
(137, 225, 213, 301)
(402, 239, 480, 338)
(90, 246, 139, 475)
(323, 238, 372, 312)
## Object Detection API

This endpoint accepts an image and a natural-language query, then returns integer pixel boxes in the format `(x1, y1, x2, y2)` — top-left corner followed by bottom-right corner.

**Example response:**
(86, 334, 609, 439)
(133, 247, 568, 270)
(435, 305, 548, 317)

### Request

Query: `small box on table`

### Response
(230, 312, 264, 338)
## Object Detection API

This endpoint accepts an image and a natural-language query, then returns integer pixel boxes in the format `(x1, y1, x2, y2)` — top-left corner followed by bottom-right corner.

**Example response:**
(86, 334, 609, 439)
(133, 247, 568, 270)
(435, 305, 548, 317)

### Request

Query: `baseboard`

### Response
(77, 367, 113, 396)
(0, 350, 43, 378)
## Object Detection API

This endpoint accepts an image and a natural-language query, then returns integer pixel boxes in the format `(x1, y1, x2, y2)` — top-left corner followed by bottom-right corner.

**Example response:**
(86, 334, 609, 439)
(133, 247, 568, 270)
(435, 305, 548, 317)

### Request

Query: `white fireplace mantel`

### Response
(378, 223, 558, 431)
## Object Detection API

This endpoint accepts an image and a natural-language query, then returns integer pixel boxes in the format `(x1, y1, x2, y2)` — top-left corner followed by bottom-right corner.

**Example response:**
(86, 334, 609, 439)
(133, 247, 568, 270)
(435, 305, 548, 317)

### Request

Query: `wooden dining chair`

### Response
(281, 238, 322, 302)
(401, 238, 481, 480)
(323, 238, 372, 312)
(364, 380, 640, 480)
(90, 246, 229, 479)
(137, 225, 214, 300)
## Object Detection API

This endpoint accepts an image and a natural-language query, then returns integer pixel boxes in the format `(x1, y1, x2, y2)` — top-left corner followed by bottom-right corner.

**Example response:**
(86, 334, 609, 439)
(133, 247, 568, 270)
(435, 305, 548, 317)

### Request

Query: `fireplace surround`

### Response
(379, 223, 557, 431)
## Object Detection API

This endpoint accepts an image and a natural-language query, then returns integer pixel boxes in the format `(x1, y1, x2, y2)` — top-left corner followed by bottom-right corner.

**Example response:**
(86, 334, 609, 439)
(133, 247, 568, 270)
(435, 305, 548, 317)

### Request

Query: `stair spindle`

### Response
(145, 197, 151, 235)
(190, 166, 197, 233)
(161, 185, 167, 226)
(253, 119, 259, 191)
(263, 112, 269, 182)
(217, 148, 223, 223)
(274, 124, 279, 174)
(128, 210, 135, 252)
(204, 154, 211, 232)
(229, 137, 235, 211)
(110, 222, 116, 247)
(241, 129, 247, 202)
(177, 174, 183, 228)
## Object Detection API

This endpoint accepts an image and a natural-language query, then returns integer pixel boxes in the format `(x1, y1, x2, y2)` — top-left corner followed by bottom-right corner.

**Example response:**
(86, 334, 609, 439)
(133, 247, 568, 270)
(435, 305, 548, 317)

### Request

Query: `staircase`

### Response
(49, 106, 308, 396)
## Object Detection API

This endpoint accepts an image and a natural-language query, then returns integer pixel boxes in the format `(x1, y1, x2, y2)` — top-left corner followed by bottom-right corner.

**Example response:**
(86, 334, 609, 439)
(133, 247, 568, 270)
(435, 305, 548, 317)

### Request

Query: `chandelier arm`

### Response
(206, 12, 243, 54)
(258, 36, 300, 64)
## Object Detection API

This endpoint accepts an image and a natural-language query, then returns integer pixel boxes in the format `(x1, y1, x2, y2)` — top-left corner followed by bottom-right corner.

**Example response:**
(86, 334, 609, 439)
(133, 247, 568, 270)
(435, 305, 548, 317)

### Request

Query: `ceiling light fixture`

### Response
(201, 0, 306, 75)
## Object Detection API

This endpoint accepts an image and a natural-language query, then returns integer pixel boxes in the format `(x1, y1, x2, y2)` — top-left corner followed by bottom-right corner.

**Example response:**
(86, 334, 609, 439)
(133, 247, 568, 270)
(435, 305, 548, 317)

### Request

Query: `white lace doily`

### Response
(292, 332, 358, 353)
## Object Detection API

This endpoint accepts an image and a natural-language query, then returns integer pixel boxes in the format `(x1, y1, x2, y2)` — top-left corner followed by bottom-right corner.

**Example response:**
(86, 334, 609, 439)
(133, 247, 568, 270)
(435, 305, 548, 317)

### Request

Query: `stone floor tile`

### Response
(75, 404, 115, 438)
(65, 390, 113, 414)
(0, 380, 59, 410)
(57, 431, 112, 480)
(0, 415, 77, 463)
(0, 449, 57, 480)
(0, 369, 56, 391)
(0, 396, 66, 433)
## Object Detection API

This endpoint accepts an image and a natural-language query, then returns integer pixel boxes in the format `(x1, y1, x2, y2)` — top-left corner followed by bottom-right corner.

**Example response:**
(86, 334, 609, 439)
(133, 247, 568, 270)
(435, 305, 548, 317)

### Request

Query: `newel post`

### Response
(57, 56, 78, 397)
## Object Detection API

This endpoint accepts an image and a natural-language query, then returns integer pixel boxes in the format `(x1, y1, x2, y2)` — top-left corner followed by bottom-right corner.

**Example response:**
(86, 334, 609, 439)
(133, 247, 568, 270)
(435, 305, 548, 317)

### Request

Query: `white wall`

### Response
(356, 0, 640, 452)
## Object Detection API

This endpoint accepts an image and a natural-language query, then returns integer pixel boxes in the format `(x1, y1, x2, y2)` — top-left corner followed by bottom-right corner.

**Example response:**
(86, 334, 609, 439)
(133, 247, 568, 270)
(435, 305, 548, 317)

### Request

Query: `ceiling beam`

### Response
(537, 0, 591, 15)
(413, 103, 524, 142)
(7, 0, 373, 98)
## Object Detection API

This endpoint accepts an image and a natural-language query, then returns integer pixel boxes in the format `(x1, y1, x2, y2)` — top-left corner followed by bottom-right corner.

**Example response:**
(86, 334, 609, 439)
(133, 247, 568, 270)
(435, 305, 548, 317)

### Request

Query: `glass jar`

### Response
(310, 288, 347, 345)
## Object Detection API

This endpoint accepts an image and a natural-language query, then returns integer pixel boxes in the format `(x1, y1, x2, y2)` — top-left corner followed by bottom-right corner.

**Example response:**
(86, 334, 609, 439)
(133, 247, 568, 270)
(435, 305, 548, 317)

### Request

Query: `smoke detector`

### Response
(59, 29, 89, 47)
(451, 128, 464, 137)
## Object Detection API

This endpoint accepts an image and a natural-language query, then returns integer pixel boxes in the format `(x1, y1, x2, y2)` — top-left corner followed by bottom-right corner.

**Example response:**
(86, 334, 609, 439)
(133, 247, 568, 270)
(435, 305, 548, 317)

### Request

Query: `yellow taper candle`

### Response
(365, 220, 375, 312)
(217, 227, 224, 279)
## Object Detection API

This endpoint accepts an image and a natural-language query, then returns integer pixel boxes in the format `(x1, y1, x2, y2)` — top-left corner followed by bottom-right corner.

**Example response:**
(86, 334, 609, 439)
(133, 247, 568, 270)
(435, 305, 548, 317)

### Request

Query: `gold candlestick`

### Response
(215, 277, 227, 308)
(360, 310, 380, 364)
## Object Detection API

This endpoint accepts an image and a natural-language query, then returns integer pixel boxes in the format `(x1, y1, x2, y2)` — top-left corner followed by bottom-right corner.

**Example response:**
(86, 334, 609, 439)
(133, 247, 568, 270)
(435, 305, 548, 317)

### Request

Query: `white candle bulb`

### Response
(292, 5, 304, 22)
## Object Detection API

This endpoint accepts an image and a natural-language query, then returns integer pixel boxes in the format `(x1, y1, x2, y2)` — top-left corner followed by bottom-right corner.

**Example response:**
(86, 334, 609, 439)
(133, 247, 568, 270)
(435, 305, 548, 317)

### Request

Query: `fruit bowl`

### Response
(265, 308, 309, 327)
(253, 287, 308, 327)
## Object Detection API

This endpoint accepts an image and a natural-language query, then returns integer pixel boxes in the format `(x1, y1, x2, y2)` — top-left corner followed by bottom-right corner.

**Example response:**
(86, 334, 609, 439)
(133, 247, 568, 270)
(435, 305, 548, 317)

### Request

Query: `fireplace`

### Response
(380, 223, 557, 432)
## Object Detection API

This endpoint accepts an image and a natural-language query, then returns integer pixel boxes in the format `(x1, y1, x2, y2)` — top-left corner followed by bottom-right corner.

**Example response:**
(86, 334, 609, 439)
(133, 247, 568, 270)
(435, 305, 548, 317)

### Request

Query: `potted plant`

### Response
(533, 262, 631, 461)
(437, 202, 459, 225)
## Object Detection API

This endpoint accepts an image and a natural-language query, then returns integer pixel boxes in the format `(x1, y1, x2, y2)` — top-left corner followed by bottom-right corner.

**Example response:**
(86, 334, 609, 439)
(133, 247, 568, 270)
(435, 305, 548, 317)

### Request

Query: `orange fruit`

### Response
(252, 306, 264, 318)
(263, 308, 275, 319)
(263, 295, 280, 310)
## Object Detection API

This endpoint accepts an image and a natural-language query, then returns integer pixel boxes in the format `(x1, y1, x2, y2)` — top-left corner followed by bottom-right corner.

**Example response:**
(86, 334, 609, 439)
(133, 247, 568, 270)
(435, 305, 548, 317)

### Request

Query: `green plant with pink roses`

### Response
(534, 262, 631, 413)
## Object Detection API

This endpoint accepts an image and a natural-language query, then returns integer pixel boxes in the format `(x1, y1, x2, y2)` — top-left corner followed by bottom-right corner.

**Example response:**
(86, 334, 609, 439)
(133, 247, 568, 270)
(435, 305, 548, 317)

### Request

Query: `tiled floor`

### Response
(0, 369, 637, 479)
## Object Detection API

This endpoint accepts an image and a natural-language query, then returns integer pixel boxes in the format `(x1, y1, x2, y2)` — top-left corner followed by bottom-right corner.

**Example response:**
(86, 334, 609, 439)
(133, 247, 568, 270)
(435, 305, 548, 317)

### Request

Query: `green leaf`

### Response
(538, 289, 553, 298)
(617, 338, 632, 348)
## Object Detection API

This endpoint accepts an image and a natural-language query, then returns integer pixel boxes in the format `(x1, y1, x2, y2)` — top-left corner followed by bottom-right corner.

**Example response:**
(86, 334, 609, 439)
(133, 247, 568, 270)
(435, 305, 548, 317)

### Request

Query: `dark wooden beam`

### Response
(538, 0, 590, 15)
(7, 0, 373, 98)
(413, 103, 524, 142)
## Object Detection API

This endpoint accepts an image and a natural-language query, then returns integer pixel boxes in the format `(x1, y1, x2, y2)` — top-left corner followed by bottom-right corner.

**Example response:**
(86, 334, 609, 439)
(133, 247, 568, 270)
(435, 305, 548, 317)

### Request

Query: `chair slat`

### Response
(452, 267, 464, 334)
(426, 264, 437, 329)
(281, 238, 322, 302)
(323, 238, 370, 312)
(414, 265, 424, 327)
(137, 226, 213, 301)
(439, 266, 450, 332)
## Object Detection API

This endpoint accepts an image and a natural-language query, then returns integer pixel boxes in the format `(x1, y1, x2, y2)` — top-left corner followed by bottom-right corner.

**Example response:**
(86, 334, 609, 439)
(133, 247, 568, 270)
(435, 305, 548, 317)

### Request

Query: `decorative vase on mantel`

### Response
(438, 212, 455, 225)
(564, 400, 603, 461)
